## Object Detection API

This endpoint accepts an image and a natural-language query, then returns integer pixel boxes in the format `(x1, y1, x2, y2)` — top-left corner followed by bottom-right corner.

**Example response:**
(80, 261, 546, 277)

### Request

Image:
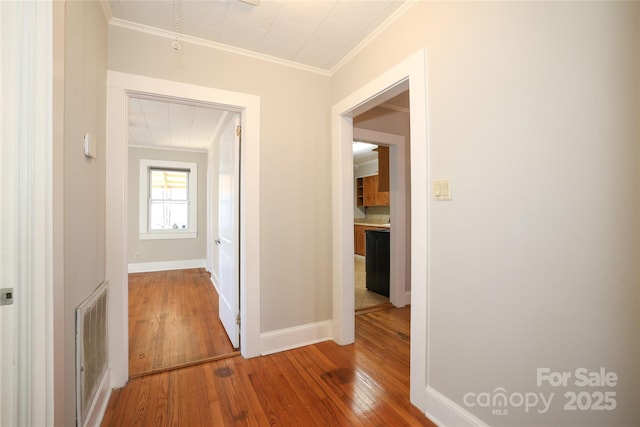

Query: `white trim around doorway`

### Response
(331, 49, 430, 412)
(105, 71, 261, 389)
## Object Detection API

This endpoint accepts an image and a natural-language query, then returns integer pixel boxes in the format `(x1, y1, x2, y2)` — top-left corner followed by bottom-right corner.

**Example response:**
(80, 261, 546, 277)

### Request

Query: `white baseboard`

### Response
(128, 258, 206, 273)
(260, 320, 333, 356)
(84, 369, 111, 427)
(425, 386, 489, 427)
(210, 271, 220, 292)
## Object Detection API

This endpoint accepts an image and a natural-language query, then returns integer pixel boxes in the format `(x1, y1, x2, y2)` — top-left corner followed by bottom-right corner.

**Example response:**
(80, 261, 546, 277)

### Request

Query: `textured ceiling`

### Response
(107, 0, 410, 72)
(118, 2, 412, 151)
(128, 96, 228, 151)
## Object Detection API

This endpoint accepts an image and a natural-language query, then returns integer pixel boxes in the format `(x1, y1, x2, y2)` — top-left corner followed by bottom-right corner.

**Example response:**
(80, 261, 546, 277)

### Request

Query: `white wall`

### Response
(333, 2, 640, 426)
(127, 147, 208, 266)
(59, 1, 108, 424)
(108, 26, 333, 332)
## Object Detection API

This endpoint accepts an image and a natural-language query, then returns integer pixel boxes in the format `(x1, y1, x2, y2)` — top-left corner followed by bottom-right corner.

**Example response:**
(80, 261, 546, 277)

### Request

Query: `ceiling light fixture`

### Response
(172, 0, 181, 51)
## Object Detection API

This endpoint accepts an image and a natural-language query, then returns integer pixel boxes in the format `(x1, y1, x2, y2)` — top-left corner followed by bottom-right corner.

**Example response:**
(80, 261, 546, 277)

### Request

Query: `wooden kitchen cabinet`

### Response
(361, 175, 389, 207)
(376, 179, 389, 205)
(377, 146, 389, 192)
(354, 224, 388, 256)
(355, 144, 390, 207)
(354, 225, 366, 256)
(356, 177, 364, 206)
(363, 176, 377, 206)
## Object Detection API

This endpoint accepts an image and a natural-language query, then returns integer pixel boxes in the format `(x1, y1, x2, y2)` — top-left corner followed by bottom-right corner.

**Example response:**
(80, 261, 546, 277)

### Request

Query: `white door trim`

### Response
(353, 128, 407, 308)
(106, 71, 261, 389)
(0, 1, 55, 425)
(331, 49, 429, 411)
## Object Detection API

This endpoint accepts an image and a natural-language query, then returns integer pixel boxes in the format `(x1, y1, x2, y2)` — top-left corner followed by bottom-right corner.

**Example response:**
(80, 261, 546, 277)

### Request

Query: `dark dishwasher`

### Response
(365, 229, 390, 297)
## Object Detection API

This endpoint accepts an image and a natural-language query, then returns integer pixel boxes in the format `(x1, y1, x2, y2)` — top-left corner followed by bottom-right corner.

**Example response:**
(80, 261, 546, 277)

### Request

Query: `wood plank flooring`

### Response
(103, 304, 436, 426)
(128, 269, 237, 377)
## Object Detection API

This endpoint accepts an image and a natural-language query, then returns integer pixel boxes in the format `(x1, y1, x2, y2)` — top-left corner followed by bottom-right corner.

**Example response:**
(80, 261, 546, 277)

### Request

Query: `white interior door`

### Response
(217, 114, 241, 348)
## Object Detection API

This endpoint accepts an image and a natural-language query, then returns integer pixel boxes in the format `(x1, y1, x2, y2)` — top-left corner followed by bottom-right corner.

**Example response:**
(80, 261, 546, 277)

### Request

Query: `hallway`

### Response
(103, 305, 435, 426)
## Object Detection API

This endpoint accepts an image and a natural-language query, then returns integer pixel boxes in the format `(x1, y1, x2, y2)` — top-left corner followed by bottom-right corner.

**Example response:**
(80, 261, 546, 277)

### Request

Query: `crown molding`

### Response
(109, 18, 331, 77)
(99, 0, 112, 22)
(108, 0, 416, 78)
(329, 0, 417, 75)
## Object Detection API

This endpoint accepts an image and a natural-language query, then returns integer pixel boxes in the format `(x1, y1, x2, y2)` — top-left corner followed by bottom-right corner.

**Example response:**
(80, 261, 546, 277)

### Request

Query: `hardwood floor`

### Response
(128, 269, 238, 378)
(103, 305, 435, 426)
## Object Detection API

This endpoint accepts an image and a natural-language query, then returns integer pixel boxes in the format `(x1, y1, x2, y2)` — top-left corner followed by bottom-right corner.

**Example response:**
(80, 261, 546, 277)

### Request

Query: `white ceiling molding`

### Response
(329, 0, 417, 75)
(99, 0, 112, 21)
(105, 0, 415, 76)
(109, 18, 331, 77)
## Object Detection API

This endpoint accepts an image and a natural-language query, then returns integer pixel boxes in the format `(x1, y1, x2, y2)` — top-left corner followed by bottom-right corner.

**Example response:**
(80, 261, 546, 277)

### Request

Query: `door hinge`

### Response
(236, 313, 241, 328)
(236, 125, 242, 137)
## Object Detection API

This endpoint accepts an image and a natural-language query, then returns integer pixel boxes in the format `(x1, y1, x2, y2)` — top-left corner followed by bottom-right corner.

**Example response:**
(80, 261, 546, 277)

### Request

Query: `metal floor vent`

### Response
(76, 281, 108, 427)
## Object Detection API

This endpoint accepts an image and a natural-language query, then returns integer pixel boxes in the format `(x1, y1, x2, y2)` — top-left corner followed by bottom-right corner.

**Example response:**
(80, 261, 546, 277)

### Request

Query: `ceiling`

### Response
(128, 96, 228, 151)
(119, 1, 412, 152)
(107, 0, 410, 72)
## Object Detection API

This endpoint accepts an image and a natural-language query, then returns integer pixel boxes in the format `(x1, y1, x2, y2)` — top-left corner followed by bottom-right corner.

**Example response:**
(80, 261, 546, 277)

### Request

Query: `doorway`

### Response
(106, 71, 262, 390)
(125, 95, 241, 377)
(331, 50, 429, 410)
(352, 125, 408, 312)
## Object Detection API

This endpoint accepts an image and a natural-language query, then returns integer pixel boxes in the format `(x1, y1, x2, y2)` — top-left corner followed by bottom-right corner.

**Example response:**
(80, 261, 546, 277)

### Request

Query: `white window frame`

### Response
(139, 159, 198, 240)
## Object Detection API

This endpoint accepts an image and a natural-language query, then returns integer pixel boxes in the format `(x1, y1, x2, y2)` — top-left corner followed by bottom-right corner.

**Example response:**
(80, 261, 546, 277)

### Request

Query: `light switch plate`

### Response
(433, 179, 452, 201)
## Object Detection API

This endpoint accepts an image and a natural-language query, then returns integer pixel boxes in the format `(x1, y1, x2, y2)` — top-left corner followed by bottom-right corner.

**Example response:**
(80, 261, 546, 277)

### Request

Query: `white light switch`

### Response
(433, 179, 451, 201)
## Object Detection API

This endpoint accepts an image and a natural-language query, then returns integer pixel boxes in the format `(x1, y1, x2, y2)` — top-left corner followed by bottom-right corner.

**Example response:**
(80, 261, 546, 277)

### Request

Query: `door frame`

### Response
(353, 128, 408, 307)
(106, 71, 261, 389)
(331, 50, 429, 410)
(1, 1, 55, 425)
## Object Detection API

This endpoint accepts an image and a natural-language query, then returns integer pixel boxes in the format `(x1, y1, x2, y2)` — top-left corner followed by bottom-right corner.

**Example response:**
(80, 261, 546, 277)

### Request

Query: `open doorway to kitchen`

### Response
(352, 101, 410, 313)
(331, 50, 429, 410)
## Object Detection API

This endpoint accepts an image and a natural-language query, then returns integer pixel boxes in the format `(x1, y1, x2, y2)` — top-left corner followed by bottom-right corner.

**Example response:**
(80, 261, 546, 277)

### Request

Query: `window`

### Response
(139, 159, 198, 239)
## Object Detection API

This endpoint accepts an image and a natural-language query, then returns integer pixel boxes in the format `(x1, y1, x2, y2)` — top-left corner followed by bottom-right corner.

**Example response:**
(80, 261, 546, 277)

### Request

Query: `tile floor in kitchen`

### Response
(354, 255, 390, 310)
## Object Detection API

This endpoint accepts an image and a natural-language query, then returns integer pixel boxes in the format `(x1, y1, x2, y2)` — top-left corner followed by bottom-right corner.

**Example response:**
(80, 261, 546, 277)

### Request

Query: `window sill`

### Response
(140, 232, 197, 240)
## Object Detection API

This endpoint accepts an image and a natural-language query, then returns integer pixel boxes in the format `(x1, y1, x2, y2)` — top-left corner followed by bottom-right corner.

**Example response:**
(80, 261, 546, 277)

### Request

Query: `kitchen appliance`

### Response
(365, 229, 390, 297)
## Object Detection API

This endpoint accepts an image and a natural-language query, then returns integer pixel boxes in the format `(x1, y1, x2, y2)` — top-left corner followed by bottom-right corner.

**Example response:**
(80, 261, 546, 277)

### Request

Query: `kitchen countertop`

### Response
(353, 220, 390, 229)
